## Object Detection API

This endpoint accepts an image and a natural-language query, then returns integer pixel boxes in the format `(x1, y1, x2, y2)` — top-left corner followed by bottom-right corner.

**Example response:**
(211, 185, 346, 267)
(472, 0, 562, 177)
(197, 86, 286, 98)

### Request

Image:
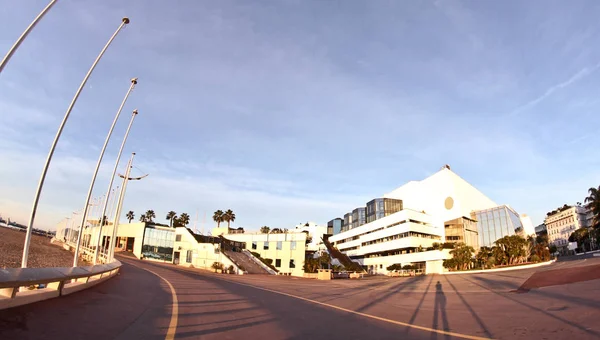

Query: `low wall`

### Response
(443, 260, 555, 275)
(0, 261, 122, 310)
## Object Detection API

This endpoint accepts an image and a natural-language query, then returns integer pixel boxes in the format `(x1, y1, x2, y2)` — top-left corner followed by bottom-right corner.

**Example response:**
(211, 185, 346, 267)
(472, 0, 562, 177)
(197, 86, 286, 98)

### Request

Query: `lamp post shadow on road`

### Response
(20, 17, 130, 268)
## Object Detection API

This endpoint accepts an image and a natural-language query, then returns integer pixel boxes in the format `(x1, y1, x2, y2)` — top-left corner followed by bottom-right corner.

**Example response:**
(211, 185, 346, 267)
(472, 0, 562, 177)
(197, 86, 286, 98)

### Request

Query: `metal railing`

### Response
(0, 260, 121, 310)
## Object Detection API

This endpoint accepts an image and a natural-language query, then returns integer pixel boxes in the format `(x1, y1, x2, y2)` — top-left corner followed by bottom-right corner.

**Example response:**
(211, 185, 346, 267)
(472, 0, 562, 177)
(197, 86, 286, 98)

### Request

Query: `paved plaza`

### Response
(1, 256, 599, 339)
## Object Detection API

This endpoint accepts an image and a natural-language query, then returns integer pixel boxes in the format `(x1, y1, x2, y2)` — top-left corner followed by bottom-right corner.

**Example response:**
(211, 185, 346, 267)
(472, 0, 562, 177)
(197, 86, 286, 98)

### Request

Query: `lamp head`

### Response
(131, 77, 138, 85)
(132, 109, 138, 115)
(122, 17, 130, 24)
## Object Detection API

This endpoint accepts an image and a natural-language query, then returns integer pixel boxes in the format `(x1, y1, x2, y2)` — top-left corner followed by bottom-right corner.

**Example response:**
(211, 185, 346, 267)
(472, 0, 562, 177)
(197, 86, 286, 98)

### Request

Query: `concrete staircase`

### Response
(223, 249, 271, 274)
(322, 237, 365, 273)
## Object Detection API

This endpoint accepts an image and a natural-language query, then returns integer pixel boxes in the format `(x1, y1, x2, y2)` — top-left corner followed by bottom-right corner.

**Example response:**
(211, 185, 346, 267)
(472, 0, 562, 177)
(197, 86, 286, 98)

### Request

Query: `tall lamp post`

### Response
(21, 17, 130, 268)
(73, 79, 138, 267)
(93, 109, 139, 264)
(107, 153, 148, 261)
(0, 0, 57, 74)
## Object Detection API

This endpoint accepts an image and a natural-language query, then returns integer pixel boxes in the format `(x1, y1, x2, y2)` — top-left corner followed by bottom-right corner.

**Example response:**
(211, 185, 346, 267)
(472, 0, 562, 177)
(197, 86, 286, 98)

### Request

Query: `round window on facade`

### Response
(444, 197, 454, 210)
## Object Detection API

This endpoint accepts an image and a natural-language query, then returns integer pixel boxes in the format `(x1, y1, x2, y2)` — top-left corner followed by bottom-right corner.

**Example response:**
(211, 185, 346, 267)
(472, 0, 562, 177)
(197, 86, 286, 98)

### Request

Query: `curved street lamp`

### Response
(93, 108, 139, 264)
(0, 0, 57, 74)
(21, 17, 130, 268)
(107, 153, 148, 261)
(73, 78, 138, 267)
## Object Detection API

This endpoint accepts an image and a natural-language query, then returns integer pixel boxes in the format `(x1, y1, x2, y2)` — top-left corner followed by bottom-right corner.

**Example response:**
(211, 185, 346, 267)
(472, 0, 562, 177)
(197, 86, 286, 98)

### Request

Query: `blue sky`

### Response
(1, 0, 599, 231)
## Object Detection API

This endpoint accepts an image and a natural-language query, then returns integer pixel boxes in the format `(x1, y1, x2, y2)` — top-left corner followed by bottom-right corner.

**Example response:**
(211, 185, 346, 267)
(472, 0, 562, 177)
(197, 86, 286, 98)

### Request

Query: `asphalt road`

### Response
(1, 256, 599, 340)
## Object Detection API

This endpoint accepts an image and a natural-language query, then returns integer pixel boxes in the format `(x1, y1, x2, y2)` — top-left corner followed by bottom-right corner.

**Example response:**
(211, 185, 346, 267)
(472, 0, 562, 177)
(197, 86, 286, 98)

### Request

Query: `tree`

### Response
(318, 252, 331, 269)
(178, 213, 191, 226)
(166, 211, 177, 227)
(144, 210, 156, 223)
(98, 215, 108, 226)
(535, 231, 549, 246)
(126, 211, 135, 223)
(431, 242, 443, 251)
(303, 258, 320, 273)
(139, 215, 147, 222)
(569, 227, 590, 252)
(476, 246, 494, 269)
(271, 228, 283, 234)
(213, 210, 224, 228)
(585, 186, 600, 227)
(260, 226, 270, 233)
(211, 262, 223, 273)
(223, 209, 236, 228)
(449, 243, 475, 270)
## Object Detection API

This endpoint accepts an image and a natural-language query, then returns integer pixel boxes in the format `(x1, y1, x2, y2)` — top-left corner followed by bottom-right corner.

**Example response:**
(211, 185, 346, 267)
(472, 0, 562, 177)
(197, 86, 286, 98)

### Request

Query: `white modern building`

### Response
(329, 208, 448, 274)
(328, 165, 527, 274)
(212, 227, 307, 276)
(293, 221, 328, 252)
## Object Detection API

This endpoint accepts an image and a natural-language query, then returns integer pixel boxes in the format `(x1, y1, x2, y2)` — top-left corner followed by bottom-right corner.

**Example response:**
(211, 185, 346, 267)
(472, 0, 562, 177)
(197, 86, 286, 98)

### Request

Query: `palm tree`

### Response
(179, 213, 191, 226)
(126, 211, 135, 223)
(585, 186, 600, 227)
(145, 210, 156, 223)
(223, 209, 236, 228)
(139, 215, 147, 222)
(166, 211, 177, 227)
(213, 210, 224, 228)
(260, 226, 270, 233)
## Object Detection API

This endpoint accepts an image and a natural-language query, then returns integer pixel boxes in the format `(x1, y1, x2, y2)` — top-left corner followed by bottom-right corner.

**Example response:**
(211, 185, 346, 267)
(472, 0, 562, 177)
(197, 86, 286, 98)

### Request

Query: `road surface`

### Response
(1, 255, 599, 339)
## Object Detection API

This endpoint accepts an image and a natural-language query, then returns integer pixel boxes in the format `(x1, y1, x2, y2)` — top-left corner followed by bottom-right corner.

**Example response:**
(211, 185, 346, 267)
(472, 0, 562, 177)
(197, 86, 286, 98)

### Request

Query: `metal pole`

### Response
(0, 0, 57, 74)
(74, 80, 137, 267)
(93, 107, 138, 264)
(101, 187, 118, 261)
(21, 17, 130, 268)
(108, 153, 135, 261)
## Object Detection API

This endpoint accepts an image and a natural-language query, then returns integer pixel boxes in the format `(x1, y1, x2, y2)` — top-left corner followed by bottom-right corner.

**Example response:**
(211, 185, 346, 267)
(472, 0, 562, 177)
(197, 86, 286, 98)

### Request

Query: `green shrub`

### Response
(531, 254, 541, 263)
(386, 263, 402, 271)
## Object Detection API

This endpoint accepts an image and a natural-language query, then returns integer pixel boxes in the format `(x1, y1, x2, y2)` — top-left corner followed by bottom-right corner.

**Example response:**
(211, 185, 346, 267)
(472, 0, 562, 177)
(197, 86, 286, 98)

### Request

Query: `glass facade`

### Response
(342, 212, 353, 232)
(471, 205, 523, 247)
(327, 218, 343, 235)
(444, 217, 479, 249)
(366, 198, 403, 223)
(141, 226, 175, 261)
(351, 208, 366, 229)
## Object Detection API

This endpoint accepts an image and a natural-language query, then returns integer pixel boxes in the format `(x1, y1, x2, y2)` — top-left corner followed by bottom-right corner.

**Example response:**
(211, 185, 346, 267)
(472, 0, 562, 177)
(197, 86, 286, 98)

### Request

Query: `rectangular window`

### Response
(186, 250, 192, 263)
(252, 241, 257, 250)
(275, 259, 281, 267)
(264, 242, 269, 250)
(276, 241, 282, 250)
(289, 259, 295, 268)
(291, 241, 297, 250)
(175, 234, 181, 242)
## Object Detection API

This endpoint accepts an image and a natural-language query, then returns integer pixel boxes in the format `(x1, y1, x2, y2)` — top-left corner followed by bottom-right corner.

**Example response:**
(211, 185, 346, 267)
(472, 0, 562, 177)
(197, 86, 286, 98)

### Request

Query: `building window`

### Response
(291, 241, 296, 250)
(380, 264, 383, 269)
(277, 241, 282, 250)
(252, 241, 257, 250)
(275, 259, 281, 267)
(175, 234, 182, 242)
(186, 250, 192, 263)
(264, 242, 269, 250)
(290, 259, 295, 268)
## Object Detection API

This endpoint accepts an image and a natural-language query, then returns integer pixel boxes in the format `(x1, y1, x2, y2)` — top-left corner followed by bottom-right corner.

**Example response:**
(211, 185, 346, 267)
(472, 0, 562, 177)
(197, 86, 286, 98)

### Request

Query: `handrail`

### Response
(0, 260, 122, 310)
